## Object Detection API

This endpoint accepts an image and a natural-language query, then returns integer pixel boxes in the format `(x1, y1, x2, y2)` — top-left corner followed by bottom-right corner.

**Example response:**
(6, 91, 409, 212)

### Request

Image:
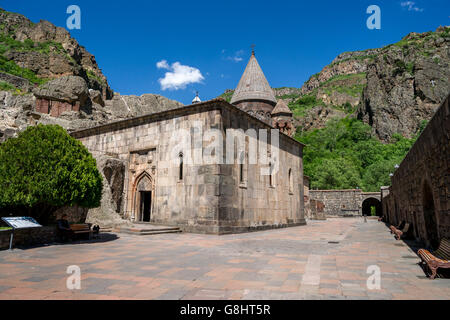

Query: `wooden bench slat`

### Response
(394, 223, 410, 240)
(434, 238, 450, 260)
(69, 224, 92, 238)
(418, 238, 450, 279)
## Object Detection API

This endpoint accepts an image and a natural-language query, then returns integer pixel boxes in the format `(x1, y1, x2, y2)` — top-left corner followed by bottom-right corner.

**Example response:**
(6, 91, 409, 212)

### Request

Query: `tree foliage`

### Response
(0, 124, 102, 223)
(297, 117, 417, 192)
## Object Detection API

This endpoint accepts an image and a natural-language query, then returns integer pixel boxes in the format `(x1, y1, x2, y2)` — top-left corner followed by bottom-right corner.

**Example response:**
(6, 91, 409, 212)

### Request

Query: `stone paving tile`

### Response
(0, 218, 449, 300)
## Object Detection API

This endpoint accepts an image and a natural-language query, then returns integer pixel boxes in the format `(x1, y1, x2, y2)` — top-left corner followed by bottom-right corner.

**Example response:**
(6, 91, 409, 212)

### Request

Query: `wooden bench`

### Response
(418, 238, 450, 279)
(393, 222, 411, 240)
(70, 224, 92, 240)
(390, 221, 405, 234)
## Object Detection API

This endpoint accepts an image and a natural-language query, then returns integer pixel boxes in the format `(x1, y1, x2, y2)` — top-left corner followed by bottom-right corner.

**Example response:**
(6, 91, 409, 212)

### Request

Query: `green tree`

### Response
(361, 158, 401, 192)
(0, 124, 103, 224)
(298, 116, 416, 192)
(310, 157, 361, 190)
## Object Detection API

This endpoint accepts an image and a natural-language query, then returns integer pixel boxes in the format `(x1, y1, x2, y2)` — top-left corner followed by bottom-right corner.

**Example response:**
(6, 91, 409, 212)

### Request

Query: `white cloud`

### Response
(223, 49, 245, 63)
(156, 60, 204, 91)
(156, 60, 170, 69)
(401, 1, 424, 12)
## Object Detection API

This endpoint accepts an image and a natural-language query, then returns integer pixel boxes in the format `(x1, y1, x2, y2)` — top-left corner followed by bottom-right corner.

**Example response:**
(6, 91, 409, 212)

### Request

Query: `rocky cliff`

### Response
(296, 26, 450, 141)
(359, 26, 450, 141)
(0, 76, 183, 143)
(0, 8, 184, 227)
(222, 26, 450, 142)
(0, 8, 113, 98)
(0, 8, 183, 143)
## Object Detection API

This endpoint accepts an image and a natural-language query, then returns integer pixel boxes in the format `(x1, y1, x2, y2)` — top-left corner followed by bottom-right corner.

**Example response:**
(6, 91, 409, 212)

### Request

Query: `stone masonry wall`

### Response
(73, 100, 305, 234)
(35, 98, 80, 117)
(0, 226, 56, 250)
(309, 190, 362, 216)
(383, 94, 449, 245)
(309, 190, 381, 217)
(76, 106, 221, 233)
(217, 106, 305, 233)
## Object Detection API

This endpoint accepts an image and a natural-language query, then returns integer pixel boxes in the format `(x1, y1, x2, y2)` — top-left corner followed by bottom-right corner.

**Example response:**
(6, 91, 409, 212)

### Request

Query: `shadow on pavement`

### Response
(382, 221, 449, 280)
(13, 232, 120, 250)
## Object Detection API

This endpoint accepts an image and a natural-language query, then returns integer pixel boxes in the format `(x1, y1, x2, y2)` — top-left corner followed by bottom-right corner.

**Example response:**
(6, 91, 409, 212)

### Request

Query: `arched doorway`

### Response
(423, 182, 439, 248)
(134, 172, 154, 222)
(362, 198, 382, 217)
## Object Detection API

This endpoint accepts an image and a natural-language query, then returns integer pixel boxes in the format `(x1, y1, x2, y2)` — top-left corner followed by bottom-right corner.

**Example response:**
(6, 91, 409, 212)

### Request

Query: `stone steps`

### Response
(139, 230, 182, 235)
(112, 225, 182, 236)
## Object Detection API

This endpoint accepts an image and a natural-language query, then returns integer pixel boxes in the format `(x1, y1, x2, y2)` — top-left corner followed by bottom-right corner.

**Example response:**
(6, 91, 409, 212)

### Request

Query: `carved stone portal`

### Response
(128, 148, 156, 222)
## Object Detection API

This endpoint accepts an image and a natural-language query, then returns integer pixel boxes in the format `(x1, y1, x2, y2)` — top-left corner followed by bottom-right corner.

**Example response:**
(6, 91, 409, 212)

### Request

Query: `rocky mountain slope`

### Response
(360, 27, 450, 141)
(221, 26, 450, 142)
(0, 8, 183, 143)
(0, 8, 112, 97)
(0, 8, 185, 226)
(0, 76, 183, 143)
(298, 26, 449, 142)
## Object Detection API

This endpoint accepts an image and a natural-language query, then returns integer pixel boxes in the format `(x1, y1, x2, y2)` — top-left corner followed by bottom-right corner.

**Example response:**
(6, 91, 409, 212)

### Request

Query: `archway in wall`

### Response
(362, 198, 382, 217)
(134, 172, 154, 222)
(423, 181, 439, 249)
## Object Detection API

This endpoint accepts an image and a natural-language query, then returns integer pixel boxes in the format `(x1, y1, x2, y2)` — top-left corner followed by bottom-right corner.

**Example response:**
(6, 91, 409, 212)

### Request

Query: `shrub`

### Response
(0, 80, 15, 91)
(297, 117, 416, 192)
(0, 124, 103, 224)
(0, 54, 48, 85)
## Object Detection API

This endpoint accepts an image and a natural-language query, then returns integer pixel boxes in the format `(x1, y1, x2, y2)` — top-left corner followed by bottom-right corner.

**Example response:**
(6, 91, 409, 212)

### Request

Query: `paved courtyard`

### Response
(0, 218, 449, 300)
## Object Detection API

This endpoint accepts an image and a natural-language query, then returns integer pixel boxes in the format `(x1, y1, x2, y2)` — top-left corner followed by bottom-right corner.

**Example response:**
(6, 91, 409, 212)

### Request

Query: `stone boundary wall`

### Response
(309, 199, 326, 220)
(310, 190, 362, 216)
(309, 190, 381, 216)
(383, 94, 449, 245)
(0, 226, 57, 250)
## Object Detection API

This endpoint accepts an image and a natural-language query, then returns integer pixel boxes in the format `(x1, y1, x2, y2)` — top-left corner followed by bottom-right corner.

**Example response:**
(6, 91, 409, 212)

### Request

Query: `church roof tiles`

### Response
(272, 100, 292, 115)
(230, 53, 277, 105)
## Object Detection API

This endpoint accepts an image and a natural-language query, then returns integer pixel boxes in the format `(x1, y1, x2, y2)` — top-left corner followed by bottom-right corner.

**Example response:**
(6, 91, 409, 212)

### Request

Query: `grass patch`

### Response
(0, 80, 16, 91)
(0, 54, 48, 85)
(0, 34, 66, 85)
(322, 84, 365, 98)
(276, 93, 301, 100)
(0, 81, 26, 95)
(392, 60, 415, 77)
(322, 73, 366, 84)
(320, 73, 366, 98)
(86, 70, 106, 85)
(219, 90, 234, 103)
(332, 102, 356, 114)
(330, 54, 377, 68)
(0, 34, 65, 55)
(289, 91, 325, 117)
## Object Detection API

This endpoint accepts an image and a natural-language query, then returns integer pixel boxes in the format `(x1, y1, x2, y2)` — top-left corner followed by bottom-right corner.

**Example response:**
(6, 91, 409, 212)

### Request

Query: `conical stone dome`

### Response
(230, 52, 277, 124)
(230, 53, 277, 105)
(272, 100, 292, 116)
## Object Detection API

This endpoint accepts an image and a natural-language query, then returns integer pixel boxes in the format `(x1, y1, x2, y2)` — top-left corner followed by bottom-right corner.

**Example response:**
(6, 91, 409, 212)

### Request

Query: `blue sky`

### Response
(2, 0, 449, 104)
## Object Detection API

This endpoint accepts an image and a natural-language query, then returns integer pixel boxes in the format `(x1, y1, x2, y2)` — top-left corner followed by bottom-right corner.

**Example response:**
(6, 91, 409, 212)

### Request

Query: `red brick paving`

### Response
(0, 218, 449, 300)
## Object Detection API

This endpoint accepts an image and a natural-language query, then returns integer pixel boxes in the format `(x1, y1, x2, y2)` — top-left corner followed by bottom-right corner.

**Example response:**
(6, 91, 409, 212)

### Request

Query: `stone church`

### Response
(72, 52, 305, 234)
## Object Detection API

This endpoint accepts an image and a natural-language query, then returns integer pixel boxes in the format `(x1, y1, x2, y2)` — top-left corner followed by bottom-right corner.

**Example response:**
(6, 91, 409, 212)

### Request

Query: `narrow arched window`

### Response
(289, 169, 293, 193)
(239, 151, 245, 184)
(269, 162, 273, 187)
(179, 152, 184, 181)
(240, 163, 244, 183)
